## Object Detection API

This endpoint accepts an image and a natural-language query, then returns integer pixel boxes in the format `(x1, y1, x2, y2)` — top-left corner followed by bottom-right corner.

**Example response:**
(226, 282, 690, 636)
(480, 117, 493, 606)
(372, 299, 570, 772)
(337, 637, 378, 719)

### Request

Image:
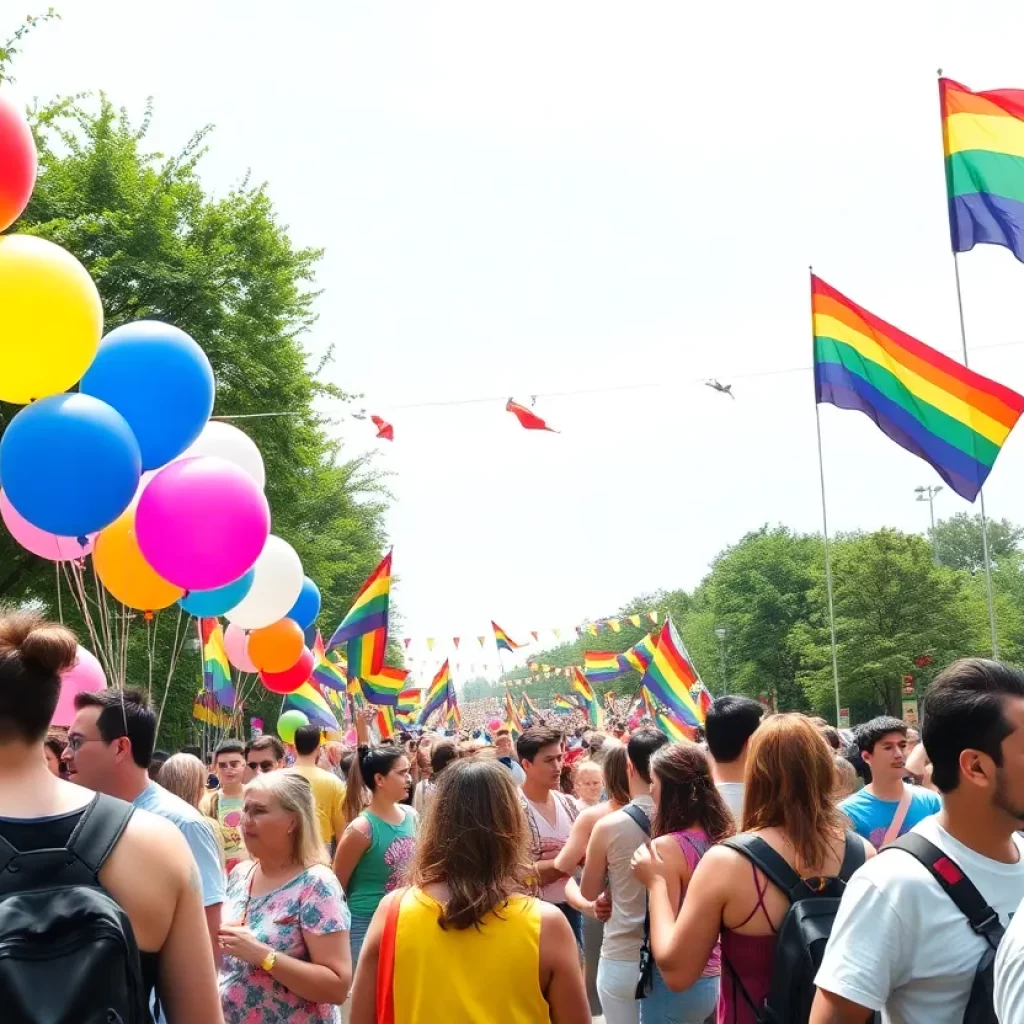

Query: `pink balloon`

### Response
(135, 456, 270, 591)
(52, 646, 106, 727)
(488, 717, 503, 733)
(224, 623, 257, 673)
(344, 729, 357, 746)
(0, 490, 95, 562)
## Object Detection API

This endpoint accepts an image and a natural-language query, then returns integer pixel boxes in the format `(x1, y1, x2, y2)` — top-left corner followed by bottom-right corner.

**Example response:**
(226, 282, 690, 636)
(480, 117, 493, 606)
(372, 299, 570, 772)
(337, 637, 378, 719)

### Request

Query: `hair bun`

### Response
(13, 621, 78, 675)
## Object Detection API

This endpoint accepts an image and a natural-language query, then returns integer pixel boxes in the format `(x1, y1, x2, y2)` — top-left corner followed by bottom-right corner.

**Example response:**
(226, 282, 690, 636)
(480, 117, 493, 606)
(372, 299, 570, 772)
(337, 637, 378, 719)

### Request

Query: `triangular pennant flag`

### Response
(628, 614, 642, 628)
(426, 638, 435, 651)
(478, 636, 486, 648)
(506, 398, 558, 433)
(453, 637, 461, 649)
(648, 610, 658, 623)
(371, 414, 394, 441)
(607, 619, 621, 633)
(403, 638, 411, 649)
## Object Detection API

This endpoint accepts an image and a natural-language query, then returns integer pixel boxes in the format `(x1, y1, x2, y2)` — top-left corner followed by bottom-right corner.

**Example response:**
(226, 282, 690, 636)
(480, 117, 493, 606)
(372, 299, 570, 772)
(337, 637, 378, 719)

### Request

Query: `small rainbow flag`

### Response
(396, 688, 422, 724)
(376, 705, 396, 740)
(584, 650, 630, 684)
(311, 631, 348, 692)
(640, 619, 703, 728)
(656, 706, 697, 743)
(624, 633, 658, 676)
(200, 619, 235, 709)
(491, 621, 523, 654)
(692, 681, 713, 722)
(193, 689, 232, 728)
(327, 548, 391, 667)
(522, 691, 540, 717)
(418, 660, 451, 725)
(813, 275, 1024, 502)
(283, 681, 340, 731)
(552, 694, 577, 713)
(446, 695, 462, 731)
(360, 664, 409, 707)
(572, 668, 604, 729)
(504, 690, 523, 738)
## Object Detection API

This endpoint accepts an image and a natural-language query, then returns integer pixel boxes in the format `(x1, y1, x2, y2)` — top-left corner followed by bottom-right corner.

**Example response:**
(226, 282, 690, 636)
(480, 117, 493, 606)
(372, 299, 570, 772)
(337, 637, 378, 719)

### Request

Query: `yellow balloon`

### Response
(94, 508, 183, 611)
(0, 235, 103, 404)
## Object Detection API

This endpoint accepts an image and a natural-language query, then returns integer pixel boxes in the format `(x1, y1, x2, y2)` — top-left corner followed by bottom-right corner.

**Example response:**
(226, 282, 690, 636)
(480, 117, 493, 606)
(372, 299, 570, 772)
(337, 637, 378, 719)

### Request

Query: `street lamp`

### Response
(914, 485, 943, 565)
(714, 626, 728, 694)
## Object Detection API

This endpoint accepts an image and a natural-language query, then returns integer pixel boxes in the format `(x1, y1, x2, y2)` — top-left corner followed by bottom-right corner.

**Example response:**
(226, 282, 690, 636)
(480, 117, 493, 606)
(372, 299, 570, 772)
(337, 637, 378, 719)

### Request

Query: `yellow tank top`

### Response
(392, 888, 550, 1024)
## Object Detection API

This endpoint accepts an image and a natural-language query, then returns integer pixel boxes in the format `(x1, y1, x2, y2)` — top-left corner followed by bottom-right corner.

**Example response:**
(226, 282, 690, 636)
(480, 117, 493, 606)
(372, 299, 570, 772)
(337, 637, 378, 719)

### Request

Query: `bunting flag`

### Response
(327, 550, 392, 661)
(552, 694, 577, 713)
(584, 650, 630, 684)
(628, 614, 642, 628)
(376, 705, 396, 740)
(941, 77, 1024, 264)
(477, 636, 486, 647)
(624, 633, 658, 675)
(371, 414, 394, 441)
(572, 668, 604, 729)
(553, 629, 561, 640)
(283, 681, 340, 731)
(504, 690, 523, 738)
(311, 632, 348, 692)
(531, 631, 540, 642)
(492, 621, 523, 653)
(200, 618, 235, 709)
(418, 660, 451, 725)
(193, 690, 232, 728)
(403, 638, 411, 649)
(813, 275, 1024, 503)
(506, 398, 557, 433)
(426, 638, 435, 651)
(360, 664, 410, 707)
(607, 619, 621, 633)
(453, 637, 461, 649)
(639, 618, 703, 728)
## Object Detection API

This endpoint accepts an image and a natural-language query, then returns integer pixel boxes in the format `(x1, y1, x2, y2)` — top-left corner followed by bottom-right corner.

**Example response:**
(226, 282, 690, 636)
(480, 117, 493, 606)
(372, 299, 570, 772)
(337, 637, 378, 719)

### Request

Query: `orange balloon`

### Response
(248, 618, 305, 673)
(94, 508, 184, 611)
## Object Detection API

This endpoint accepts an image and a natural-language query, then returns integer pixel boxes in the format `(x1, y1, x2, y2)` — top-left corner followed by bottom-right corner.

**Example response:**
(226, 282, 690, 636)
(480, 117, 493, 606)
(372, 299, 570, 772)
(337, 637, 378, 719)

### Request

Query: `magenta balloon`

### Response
(224, 623, 257, 673)
(52, 646, 106, 727)
(135, 456, 270, 591)
(0, 489, 95, 561)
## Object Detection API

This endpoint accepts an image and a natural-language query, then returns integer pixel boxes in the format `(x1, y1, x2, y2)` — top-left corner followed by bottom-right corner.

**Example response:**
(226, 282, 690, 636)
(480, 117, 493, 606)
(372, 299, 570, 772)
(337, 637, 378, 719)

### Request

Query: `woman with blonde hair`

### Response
(633, 714, 875, 1023)
(350, 758, 588, 1023)
(219, 770, 352, 1023)
(159, 752, 208, 809)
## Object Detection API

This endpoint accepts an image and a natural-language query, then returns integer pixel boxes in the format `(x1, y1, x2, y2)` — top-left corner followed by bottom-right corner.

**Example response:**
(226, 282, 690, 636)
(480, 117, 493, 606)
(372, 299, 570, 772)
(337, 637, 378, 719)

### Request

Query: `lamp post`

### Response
(914, 484, 943, 565)
(714, 626, 728, 694)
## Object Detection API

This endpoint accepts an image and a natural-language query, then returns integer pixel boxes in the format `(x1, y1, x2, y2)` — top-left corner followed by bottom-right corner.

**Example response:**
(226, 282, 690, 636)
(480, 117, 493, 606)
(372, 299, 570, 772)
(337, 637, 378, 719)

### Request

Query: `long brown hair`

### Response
(650, 742, 735, 845)
(602, 742, 630, 806)
(742, 714, 846, 869)
(410, 758, 532, 930)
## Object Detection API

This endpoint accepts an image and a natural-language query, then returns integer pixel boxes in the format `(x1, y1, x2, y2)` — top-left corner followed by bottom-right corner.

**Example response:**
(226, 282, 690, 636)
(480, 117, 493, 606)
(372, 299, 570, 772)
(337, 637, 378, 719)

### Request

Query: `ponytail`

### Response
(344, 743, 406, 822)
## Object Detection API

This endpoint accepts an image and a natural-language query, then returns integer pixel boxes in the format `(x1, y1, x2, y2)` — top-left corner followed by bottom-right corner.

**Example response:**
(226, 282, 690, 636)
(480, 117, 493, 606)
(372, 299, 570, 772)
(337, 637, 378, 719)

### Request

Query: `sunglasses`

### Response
(247, 760, 277, 773)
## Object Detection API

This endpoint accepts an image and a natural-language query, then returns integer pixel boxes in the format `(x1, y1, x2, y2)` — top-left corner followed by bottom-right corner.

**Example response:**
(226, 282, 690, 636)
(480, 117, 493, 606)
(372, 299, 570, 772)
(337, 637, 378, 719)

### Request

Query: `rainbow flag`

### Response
(640, 619, 702, 728)
(656, 706, 697, 743)
(624, 633, 657, 675)
(446, 694, 462, 731)
(200, 619, 235, 709)
(311, 632, 348, 692)
(941, 77, 1024, 264)
(813, 275, 1024, 502)
(322, 684, 350, 727)
(692, 681, 713, 722)
(283, 681, 340, 731)
(376, 705, 396, 740)
(192, 690, 232, 728)
(584, 650, 629, 684)
(572, 668, 604, 729)
(504, 690, 523, 738)
(552, 693, 577, 713)
(397, 688, 422, 725)
(328, 551, 392, 680)
(522, 691, 540, 717)
(491, 621, 523, 654)
(641, 686, 657, 721)
(418, 660, 451, 725)
(360, 664, 409, 707)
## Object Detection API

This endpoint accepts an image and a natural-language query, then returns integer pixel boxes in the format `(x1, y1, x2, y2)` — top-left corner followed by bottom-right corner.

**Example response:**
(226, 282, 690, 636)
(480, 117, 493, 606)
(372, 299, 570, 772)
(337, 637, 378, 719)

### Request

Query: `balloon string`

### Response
(55, 562, 63, 625)
(155, 609, 189, 743)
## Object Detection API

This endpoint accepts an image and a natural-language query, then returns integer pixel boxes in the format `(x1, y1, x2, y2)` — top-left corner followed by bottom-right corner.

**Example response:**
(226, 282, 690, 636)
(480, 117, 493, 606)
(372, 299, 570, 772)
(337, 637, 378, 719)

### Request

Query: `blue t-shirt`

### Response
(840, 785, 942, 850)
(133, 781, 225, 907)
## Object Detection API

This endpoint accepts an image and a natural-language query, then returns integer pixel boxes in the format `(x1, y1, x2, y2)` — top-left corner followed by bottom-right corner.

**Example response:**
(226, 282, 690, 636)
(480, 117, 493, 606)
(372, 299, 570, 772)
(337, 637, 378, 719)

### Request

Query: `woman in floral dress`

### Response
(218, 770, 352, 1023)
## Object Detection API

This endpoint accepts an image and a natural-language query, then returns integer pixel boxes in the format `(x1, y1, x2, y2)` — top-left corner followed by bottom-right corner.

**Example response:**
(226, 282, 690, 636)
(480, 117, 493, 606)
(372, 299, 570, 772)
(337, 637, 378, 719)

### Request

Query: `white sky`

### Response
(12, 1, 1024, 682)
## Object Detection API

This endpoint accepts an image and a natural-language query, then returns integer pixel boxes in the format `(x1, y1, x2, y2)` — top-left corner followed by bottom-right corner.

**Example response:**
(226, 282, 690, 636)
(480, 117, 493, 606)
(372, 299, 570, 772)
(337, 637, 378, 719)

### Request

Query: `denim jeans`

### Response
(556, 902, 584, 948)
(597, 956, 641, 1024)
(640, 970, 720, 1024)
(349, 912, 374, 965)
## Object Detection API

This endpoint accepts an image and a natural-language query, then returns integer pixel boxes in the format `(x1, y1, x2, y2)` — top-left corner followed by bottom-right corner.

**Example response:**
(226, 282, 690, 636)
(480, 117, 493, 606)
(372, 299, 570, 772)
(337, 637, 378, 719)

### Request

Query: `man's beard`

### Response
(993, 766, 1024, 824)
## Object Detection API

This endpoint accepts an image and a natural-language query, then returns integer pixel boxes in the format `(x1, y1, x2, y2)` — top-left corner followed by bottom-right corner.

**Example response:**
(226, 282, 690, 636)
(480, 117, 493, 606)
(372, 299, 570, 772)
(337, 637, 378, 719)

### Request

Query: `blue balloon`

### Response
(0, 394, 141, 537)
(179, 569, 256, 617)
(287, 576, 321, 630)
(81, 321, 215, 471)
(303, 622, 319, 648)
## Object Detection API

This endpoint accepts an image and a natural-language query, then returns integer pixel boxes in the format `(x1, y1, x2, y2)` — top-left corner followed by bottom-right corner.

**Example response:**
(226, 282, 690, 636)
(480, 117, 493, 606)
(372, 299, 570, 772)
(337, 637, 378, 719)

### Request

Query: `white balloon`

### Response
(223, 535, 303, 629)
(177, 421, 265, 489)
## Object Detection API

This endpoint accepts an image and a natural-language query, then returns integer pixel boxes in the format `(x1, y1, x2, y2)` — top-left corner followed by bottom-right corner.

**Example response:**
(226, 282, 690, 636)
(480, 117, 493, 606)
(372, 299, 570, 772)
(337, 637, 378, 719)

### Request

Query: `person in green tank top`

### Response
(333, 744, 417, 964)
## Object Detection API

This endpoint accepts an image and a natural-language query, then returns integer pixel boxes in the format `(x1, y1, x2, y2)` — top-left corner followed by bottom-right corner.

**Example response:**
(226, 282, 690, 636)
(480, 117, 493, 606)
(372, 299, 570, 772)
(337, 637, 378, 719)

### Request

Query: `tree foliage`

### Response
(931, 512, 1023, 573)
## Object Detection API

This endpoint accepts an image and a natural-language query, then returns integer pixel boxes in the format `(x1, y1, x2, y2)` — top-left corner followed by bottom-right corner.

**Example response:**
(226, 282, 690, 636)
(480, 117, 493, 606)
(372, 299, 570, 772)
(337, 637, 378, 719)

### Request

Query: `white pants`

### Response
(597, 956, 641, 1024)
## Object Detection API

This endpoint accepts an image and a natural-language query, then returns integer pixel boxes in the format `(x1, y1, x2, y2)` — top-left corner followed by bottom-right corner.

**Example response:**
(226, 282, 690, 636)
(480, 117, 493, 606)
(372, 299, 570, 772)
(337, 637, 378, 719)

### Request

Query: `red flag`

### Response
(453, 637, 461, 649)
(371, 415, 394, 441)
(506, 399, 557, 433)
(530, 631, 539, 642)
(403, 638, 411, 649)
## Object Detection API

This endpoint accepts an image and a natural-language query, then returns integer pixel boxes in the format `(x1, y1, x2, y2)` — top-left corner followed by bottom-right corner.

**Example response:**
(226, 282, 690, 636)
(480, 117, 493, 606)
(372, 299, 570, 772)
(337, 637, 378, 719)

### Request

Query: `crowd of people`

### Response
(7, 605, 1024, 1022)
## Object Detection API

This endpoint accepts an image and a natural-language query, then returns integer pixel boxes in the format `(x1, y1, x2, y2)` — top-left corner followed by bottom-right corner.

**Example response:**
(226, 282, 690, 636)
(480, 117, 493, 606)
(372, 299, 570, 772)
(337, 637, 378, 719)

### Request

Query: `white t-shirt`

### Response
(523, 792, 578, 903)
(816, 816, 1024, 1024)
(716, 782, 745, 822)
(995, 893, 1024, 1021)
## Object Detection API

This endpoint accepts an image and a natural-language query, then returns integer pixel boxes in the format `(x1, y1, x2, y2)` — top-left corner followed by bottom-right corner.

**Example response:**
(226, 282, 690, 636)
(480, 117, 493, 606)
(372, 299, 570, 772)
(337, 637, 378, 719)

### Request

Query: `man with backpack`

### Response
(812, 658, 1024, 1024)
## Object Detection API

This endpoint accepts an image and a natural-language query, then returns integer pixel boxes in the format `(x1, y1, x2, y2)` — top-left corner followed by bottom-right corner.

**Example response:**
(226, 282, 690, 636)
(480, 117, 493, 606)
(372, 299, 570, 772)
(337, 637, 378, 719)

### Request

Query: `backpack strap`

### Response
(887, 833, 1003, 951)
(837, 831, 867, 882)
(723, 834, 810, 903)
(623, 803, 652, 838)
(66, 794, 135, 879)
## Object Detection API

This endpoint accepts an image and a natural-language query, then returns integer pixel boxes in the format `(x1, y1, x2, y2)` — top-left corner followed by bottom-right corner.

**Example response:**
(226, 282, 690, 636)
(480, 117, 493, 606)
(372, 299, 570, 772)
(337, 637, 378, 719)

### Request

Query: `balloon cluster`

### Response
(0, 96, 321, 700)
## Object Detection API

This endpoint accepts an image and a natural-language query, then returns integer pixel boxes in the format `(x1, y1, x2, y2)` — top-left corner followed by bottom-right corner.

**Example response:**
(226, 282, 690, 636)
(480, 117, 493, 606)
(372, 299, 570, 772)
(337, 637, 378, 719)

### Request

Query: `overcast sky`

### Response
(12, 1, 1024, 682)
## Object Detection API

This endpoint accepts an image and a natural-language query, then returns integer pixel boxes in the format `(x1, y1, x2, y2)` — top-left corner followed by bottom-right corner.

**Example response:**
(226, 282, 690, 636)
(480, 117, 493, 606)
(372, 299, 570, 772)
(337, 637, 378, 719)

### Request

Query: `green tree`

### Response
(0, 93, 390, 747)
(0, 9, 58, 84)
(932, 512, 1023, 573)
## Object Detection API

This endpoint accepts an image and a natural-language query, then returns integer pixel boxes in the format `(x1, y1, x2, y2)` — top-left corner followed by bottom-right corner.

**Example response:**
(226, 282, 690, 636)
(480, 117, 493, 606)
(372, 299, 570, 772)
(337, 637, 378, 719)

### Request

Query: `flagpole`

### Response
(811, 268, 842, 726)
(952, 252, 1000, 657)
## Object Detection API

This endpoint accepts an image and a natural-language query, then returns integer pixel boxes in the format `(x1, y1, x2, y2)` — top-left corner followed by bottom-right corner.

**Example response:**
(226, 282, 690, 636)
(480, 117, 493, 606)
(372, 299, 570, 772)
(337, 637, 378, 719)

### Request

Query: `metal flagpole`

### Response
(811, 268, 842, 726)
(952, 253, 1000, 657)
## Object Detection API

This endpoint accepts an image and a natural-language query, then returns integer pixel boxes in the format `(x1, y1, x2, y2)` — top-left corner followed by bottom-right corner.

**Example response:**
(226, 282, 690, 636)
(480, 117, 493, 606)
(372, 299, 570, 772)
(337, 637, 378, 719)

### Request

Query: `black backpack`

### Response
(0, 793, 151, 1024)
(886, 833, 1002, 1024)
(721, 831, 866, 1023)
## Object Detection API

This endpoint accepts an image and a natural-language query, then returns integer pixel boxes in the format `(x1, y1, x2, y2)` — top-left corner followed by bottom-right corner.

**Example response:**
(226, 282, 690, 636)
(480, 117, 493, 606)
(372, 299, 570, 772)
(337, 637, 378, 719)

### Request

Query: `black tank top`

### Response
(0, 806, 161, 1003)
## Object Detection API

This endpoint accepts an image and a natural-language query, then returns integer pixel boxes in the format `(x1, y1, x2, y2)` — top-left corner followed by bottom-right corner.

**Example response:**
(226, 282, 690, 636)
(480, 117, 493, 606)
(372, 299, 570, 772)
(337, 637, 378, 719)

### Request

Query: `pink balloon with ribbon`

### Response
(0, 490, 95, 562)
(224, 623, 257, 673)
(52, 646, 107, 727)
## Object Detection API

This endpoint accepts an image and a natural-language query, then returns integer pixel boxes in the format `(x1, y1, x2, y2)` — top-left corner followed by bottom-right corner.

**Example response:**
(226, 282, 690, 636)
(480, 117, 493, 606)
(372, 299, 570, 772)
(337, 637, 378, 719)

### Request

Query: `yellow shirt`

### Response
(291, 765, 347, 847)
(393, 889, 549, 1024)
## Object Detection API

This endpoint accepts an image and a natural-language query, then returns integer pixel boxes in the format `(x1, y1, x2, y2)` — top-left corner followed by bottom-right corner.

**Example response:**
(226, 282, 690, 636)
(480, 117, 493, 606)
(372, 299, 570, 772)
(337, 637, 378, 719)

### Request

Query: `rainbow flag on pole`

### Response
(311, 632, 348, 692)
(200, 619, 235, 709)
(328, 551, 392, 679)
(813, 275, 1024, 502)
(584, 650, 629, 684)
(446, 693, 462, 731)
(418, 661, 452, 725)
(572, 668, 604, 729)
(193, 690, 232, 728)
(491, 621, 523, 654)
(397, 689, 422, 725)
(552, 694, 577, 713)
(639, 619, 703, 728)
(359, 664, 409, 707)
(624, 633, 658, 675)
(504, 690, 523, 738)
(283, 681, 340, 730)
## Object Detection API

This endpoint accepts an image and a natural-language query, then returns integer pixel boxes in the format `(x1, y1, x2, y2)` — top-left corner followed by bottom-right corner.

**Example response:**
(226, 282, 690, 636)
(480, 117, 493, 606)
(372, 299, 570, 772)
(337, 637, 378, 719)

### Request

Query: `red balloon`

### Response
(0, 96, 37, 233)
(260, 646, 314, 695)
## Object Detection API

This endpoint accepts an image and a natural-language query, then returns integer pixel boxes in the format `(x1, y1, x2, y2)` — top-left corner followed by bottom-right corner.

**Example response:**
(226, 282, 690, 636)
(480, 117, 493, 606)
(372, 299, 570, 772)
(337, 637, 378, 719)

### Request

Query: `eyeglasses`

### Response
(247, 760, 277, 773)
(65, 735, 107, 754)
